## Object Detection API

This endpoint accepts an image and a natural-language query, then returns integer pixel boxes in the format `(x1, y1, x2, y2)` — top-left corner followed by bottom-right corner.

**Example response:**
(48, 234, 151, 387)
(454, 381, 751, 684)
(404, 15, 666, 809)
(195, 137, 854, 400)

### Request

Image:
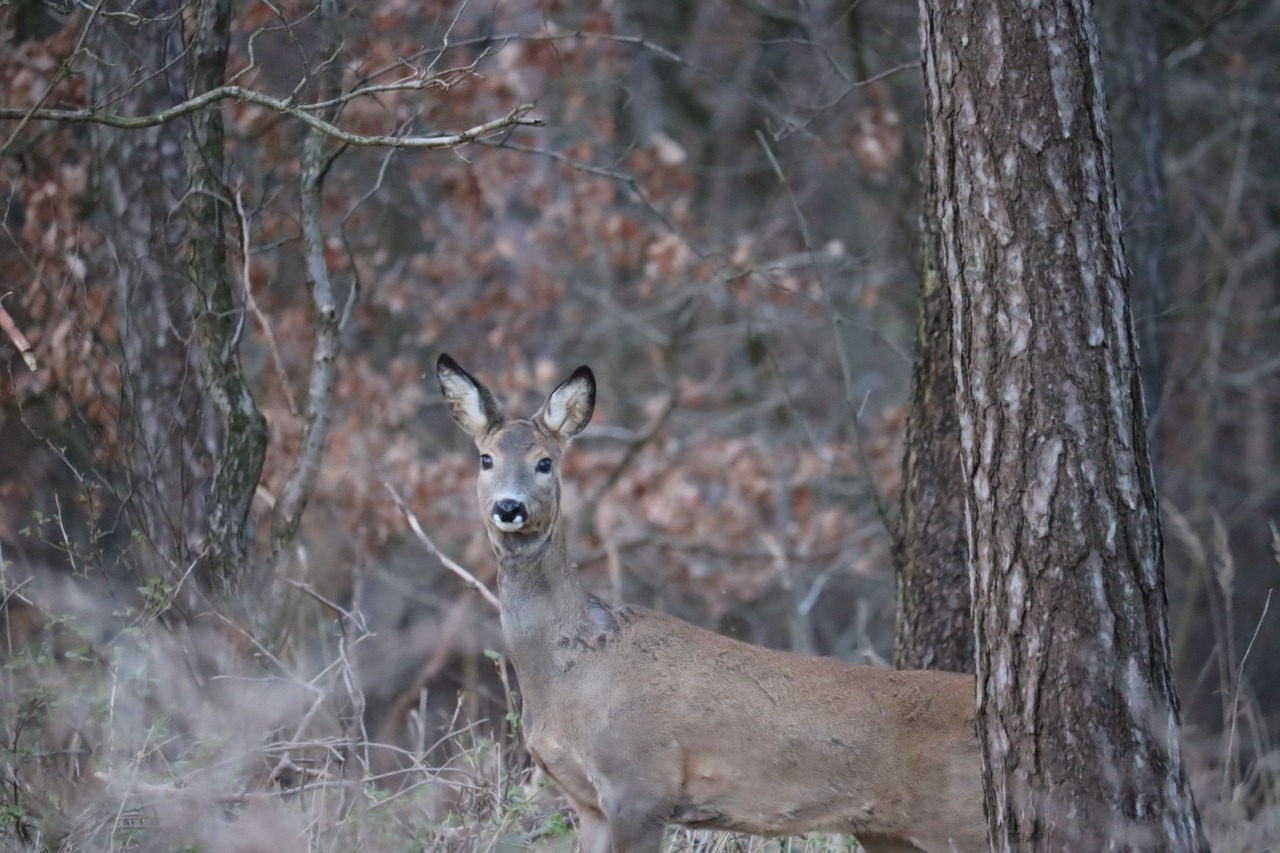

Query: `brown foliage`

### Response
(0, 0, 1276, 847)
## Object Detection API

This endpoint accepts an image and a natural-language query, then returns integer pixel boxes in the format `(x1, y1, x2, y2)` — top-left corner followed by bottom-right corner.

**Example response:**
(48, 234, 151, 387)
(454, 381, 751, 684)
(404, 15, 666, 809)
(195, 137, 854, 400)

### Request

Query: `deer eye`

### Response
(480, 454, 493, 470)
(536, 457, 553, 474)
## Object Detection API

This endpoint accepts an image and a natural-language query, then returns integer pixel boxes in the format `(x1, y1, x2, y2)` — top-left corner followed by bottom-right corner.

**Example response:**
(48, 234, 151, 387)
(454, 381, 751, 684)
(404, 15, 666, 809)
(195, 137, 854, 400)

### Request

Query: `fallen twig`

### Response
(0, 297, 37, 370)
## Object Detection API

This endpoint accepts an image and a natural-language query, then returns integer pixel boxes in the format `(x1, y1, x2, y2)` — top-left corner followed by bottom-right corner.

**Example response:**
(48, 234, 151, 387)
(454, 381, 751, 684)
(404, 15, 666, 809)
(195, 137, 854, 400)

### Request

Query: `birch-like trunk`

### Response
(87, 0, 266, 596)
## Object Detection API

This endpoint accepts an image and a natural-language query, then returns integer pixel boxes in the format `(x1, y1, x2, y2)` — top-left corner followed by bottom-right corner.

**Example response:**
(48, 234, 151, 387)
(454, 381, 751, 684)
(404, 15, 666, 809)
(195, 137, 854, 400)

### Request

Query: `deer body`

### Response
(437, 355, 984, 853)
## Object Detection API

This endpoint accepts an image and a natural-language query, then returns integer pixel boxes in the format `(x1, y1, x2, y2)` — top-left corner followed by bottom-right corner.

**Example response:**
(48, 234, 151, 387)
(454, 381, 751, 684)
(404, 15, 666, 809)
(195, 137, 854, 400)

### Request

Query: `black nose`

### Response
(494, 499, 526, 524)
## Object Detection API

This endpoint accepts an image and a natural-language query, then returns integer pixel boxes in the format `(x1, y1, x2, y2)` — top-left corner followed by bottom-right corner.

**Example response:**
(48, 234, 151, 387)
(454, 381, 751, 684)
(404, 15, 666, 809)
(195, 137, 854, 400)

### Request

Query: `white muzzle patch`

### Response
(492, 515, 526, 533)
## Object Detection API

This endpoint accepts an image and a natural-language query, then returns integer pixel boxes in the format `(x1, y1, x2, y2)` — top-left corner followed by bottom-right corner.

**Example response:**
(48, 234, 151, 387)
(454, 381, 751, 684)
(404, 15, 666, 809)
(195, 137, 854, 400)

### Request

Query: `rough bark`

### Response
(893, 230, 973, 674)
(86, 0, 212, 575)
(183, 0, 268, 594)
(918, 0, 1208, 849)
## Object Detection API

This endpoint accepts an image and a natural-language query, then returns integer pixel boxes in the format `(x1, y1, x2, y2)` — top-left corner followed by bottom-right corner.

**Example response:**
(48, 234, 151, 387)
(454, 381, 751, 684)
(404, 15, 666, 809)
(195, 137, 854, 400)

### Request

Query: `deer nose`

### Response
(492, 499, 527, 529)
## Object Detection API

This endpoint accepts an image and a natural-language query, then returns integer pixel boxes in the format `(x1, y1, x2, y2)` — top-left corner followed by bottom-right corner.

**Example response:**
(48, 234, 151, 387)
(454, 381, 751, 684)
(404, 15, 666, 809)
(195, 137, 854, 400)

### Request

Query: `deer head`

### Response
(436, 354, 595, 555)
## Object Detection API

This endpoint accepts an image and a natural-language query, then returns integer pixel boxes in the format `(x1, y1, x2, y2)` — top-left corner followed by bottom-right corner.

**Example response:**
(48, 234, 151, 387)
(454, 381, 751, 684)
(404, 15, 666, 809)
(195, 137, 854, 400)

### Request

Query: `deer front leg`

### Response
(605, 804, 667, 853)
(595, 743, 680, 853)
(566, 781, 664, 853)
(573, 804, 611, 853)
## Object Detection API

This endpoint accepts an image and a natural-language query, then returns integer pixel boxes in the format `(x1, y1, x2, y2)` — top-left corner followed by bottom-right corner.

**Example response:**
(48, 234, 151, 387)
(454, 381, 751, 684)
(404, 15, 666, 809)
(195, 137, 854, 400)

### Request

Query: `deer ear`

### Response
(437, 354, 505, 437)
(537, 366, 596, 440)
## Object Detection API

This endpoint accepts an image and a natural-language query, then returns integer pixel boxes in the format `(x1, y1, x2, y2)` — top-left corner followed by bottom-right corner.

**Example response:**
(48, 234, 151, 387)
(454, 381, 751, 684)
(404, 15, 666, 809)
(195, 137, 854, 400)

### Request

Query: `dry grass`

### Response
(0, 530, 1276, 852)
(0, 610, 865, 852)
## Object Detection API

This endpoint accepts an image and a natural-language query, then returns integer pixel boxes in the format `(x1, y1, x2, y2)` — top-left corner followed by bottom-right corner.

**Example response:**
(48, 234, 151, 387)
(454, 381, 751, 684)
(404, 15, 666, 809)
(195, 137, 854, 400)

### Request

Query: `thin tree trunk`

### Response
(918, 0, 1208, 849)
(268, 0, 347, 565)
(86, 0, 212, 577)
(183, 0, 268, 595)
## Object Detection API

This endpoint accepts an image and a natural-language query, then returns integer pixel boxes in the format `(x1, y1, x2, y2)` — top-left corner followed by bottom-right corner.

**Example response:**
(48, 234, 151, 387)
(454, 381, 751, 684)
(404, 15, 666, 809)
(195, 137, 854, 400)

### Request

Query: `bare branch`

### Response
(470, 30, 914, 139)
(232, 188, 297, 417)
(0, 91, 543, 149)
(383, 482, 500, 611)
(269, 0, 345, 560)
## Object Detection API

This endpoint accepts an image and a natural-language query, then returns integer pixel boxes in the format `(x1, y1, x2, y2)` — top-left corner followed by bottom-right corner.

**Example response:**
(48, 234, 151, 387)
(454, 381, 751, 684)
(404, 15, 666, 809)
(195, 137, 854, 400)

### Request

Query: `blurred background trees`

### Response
(0, 0, 1277, 848)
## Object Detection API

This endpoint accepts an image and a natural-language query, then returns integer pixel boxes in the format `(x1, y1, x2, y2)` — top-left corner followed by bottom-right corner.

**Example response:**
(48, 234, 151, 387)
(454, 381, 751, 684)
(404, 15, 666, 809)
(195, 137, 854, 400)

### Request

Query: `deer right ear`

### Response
(437, 354, 505, 437)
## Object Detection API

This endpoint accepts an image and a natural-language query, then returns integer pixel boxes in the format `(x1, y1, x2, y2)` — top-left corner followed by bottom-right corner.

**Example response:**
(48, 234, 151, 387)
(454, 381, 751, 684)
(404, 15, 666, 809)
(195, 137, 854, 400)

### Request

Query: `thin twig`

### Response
(1223, 587, 1271, 789)
(285, 579, 368, 634)
(382, 482, 500, 610)
(0, 0, 106, 157)
(580, 372, 680, 538)
(0, 298, 37, 371)
(755, 131, 894, 534)
(233, 188, 297, 416)
(480, 138, 700, 259)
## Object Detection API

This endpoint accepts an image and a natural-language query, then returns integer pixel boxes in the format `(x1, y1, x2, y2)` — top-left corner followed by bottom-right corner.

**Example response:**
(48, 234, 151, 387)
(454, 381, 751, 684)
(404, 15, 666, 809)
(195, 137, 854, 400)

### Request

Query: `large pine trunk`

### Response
(917, 0, 1208, 848)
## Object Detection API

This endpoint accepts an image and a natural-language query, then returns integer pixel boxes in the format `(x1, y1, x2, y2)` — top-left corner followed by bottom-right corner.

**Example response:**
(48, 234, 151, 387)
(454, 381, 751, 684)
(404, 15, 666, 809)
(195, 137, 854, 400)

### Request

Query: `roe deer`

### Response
(436, 354, 985, 853)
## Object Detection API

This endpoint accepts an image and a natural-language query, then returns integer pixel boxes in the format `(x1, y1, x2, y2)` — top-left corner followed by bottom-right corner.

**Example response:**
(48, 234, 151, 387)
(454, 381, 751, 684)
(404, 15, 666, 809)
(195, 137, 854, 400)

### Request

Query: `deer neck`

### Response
(491, 522, 594, 684)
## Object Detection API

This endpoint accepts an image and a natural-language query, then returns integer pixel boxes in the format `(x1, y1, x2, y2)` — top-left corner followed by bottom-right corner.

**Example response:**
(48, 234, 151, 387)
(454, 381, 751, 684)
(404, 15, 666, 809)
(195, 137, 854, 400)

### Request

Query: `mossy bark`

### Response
(183, 0, 268, 594)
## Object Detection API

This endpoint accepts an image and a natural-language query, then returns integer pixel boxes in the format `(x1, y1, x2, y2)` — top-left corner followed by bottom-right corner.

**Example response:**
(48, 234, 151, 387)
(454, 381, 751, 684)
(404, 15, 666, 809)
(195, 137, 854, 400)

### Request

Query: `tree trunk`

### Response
(86, 0, 266, 597)
(86, 0, 213, 577)
(893, 216, 973, 673)
(183, 0, 268, 595)
(918, 1, 1208, 849)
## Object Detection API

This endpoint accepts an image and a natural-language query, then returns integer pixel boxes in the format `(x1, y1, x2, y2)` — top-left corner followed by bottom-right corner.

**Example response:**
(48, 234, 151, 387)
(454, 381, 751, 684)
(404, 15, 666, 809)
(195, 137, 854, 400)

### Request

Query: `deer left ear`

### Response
(537, 366, 595, 440)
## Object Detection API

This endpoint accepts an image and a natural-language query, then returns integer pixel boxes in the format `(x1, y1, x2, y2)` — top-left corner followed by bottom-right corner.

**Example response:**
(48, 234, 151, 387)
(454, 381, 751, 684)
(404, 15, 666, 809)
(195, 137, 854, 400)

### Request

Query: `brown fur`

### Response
(436, 355, 985, 853)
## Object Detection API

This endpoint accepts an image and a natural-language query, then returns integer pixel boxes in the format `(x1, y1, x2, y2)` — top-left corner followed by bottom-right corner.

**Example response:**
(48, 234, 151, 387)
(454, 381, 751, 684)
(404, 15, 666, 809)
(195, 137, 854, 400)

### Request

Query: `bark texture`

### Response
(87, 0, 265, 595)
(87, 0, 213, 574)
(894, 232, 973, 674)
(918, 0, 1208, 849)
(183, 0, 268, 593)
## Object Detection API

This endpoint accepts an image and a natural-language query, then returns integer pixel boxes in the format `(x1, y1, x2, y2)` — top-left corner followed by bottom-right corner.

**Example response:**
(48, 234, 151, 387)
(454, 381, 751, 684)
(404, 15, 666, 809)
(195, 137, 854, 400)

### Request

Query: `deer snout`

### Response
(491, 498, 528, 532)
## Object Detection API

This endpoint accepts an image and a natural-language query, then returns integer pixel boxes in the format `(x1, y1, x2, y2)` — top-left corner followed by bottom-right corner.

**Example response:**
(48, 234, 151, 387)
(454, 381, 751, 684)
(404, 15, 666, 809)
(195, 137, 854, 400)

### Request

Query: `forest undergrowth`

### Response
(1, 522, 1276, 852)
